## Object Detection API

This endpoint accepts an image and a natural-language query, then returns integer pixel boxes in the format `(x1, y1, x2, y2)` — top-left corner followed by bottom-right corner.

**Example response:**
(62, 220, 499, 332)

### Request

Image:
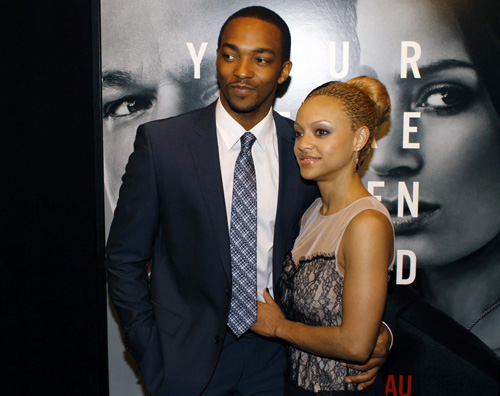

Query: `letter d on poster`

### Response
(396, 250, 417, 285)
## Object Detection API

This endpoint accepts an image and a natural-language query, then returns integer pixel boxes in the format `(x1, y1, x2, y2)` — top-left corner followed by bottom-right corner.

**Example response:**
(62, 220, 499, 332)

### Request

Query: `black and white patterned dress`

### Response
(279, 197, 394, 394)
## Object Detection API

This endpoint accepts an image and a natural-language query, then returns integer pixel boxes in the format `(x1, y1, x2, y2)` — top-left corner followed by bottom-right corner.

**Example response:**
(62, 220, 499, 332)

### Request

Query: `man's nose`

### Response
(234, 58, 254, 79)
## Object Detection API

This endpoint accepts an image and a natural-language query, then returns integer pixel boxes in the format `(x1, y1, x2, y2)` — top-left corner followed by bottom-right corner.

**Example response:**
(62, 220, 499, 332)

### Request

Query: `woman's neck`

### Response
(317, 173, 370, 215)
(415, 233, 500, 330)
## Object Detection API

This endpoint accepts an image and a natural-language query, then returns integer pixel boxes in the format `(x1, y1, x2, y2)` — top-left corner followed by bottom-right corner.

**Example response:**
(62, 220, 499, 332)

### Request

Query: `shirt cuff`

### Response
(382, 321, 394, 351)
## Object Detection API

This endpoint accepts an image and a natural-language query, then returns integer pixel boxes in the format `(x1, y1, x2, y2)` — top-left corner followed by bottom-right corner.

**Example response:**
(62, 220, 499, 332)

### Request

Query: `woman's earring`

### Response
(355, 149, 360, 172)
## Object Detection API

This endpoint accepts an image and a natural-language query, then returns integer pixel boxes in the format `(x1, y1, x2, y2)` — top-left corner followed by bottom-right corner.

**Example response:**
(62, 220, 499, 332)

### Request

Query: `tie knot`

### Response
(240, 132, 257, 152)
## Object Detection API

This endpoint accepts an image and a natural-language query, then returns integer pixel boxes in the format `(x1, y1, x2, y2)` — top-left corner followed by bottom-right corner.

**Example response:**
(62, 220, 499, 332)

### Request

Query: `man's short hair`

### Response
(217, 6, 291, 63)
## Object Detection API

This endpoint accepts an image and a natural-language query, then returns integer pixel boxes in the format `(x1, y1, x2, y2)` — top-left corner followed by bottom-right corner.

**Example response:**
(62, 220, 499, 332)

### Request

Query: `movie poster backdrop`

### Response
(101, 0, 500, 394)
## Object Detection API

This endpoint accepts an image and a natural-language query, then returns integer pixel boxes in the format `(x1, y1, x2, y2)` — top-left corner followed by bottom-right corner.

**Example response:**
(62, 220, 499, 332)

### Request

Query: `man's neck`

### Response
(219, 97, 273, 131)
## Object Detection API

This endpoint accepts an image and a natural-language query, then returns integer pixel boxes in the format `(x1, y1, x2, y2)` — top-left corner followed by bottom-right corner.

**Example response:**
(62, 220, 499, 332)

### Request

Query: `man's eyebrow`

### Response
(102, 70, 137, 88)
(221, 43, 238, 51)
(397, 59, 474, 84)
(253, 47, 275, 56)
(221, 43, 275, 56)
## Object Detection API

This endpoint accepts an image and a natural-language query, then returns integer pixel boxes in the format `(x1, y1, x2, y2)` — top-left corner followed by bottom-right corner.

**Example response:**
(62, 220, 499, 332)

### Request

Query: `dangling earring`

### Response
(354, 149, 360, 172)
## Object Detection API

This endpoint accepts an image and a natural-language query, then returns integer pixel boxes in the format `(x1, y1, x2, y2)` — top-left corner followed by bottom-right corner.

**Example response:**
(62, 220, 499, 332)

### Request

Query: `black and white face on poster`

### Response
(101, 0, 500, 394)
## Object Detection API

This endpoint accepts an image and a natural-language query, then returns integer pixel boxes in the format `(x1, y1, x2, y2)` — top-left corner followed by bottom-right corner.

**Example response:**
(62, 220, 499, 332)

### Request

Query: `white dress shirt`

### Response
(215, 99, 279, 302)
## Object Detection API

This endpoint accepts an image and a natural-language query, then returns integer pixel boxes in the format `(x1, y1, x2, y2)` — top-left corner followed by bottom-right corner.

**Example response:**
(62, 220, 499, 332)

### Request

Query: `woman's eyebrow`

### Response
(418, 59, 474, 76)
(397, 58, 475, 84)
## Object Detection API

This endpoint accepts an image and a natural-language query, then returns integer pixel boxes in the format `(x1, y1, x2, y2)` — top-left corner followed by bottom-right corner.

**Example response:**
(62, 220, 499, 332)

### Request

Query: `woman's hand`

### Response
(251, 288, 287, 338)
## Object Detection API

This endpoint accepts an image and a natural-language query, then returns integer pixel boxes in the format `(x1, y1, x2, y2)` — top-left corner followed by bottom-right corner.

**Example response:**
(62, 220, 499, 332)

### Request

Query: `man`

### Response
(101, 0, 359, 217)
(106, 6, 390, 395)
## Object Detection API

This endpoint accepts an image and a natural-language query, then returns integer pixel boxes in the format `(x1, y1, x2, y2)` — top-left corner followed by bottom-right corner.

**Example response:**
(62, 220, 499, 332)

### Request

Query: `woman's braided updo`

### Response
(306, 76, 391, 171)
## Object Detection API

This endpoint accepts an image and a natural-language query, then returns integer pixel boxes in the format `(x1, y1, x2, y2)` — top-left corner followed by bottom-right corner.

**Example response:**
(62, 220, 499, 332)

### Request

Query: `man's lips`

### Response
(229, 83, 256, 96)
(382, 198, 440, 234)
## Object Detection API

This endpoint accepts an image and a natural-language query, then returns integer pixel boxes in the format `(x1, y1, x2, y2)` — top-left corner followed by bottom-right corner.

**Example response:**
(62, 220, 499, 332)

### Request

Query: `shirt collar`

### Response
(216, 97, 275, 151)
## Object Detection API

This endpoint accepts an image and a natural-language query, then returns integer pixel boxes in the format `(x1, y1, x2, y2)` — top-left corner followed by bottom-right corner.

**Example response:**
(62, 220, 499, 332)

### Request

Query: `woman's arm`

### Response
(252, 209, 393, 363)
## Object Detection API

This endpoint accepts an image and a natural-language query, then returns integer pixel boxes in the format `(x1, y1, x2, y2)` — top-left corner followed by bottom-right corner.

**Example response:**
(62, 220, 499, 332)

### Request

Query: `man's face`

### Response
(216, 17, 291, 130)
(101, 0, 222, 210)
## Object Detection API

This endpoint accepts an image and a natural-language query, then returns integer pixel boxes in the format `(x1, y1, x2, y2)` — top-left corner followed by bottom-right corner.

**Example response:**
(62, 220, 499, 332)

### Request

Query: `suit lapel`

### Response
(188, 107, 311, 286)
(189, 103, 231, 281)
(272, 112, 305, 286)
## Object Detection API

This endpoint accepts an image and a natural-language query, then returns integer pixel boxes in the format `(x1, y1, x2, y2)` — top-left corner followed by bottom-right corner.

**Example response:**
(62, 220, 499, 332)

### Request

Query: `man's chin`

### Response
(224, 93, 260, 114)
(227, 101, 259, 114)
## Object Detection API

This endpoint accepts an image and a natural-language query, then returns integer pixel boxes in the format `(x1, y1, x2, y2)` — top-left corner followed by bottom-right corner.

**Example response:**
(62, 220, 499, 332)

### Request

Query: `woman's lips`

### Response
(299, 155, 321, 166)
(382, 199, 440, 234)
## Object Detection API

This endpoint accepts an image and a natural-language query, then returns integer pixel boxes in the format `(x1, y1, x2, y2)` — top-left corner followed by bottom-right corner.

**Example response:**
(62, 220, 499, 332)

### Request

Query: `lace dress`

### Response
(279, 197, 394, 394)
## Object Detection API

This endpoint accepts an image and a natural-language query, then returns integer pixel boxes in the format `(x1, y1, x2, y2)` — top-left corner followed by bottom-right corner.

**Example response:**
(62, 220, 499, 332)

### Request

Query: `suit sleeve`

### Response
(105, 123, 161, 363)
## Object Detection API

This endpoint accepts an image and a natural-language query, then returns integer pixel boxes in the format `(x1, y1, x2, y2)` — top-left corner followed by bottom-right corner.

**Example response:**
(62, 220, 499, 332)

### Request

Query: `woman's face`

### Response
(294, 96, 361, 182)
(357, 0, 500, 267)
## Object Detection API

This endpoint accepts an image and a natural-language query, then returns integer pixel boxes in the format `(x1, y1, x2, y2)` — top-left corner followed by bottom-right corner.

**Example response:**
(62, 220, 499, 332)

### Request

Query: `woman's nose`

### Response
(296, 133, 314, 151)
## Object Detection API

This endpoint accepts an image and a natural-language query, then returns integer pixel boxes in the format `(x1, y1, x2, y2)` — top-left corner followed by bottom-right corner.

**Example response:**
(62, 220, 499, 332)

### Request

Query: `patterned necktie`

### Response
(227, 132, 258, 337)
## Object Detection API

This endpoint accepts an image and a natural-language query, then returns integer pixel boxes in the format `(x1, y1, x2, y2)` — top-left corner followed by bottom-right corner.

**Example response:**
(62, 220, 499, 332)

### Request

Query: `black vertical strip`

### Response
(93, 0, 109, 393)
(2, 0, 108, 394)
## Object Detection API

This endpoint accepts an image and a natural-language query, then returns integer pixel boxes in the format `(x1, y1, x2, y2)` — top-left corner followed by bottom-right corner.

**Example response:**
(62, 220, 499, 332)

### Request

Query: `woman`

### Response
(252, 77, 394, 395)
(356, 0, 500, 354)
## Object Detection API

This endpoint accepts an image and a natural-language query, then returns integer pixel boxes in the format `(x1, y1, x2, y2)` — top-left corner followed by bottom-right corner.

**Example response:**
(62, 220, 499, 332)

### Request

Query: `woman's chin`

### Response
(299, 171, 316, 181)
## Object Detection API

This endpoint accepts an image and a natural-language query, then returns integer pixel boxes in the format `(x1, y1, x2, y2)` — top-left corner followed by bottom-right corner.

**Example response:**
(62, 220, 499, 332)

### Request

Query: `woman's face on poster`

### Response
(357, 0, 500, 267)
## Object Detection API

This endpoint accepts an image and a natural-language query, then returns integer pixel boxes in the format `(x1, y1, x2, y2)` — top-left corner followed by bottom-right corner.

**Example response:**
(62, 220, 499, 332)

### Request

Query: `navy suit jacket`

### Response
(106, 102, 318, 395)
(384, 284, 500, 395)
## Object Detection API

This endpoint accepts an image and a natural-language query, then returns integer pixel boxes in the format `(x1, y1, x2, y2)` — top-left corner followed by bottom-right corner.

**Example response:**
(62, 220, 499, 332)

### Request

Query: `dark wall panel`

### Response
(4, 0, 107, 394)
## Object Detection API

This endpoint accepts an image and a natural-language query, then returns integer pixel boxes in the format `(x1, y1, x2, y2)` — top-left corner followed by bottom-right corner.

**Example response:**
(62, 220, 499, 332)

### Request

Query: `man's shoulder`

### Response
(272, 110, 295, 141)
(273, 110, 294, 128)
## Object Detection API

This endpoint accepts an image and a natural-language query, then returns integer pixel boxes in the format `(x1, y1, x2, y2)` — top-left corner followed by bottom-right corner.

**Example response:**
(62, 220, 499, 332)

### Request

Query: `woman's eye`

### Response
(294, 130, 303, 138)
(315, 129, 329, 136)
(416, 84, 472, 115)
(104, 96, 153, 118)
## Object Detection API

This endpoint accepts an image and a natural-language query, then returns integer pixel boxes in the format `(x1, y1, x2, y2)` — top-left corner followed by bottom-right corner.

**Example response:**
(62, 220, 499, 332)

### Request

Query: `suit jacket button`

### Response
(214, 335, 220, 344)
(226, 287, 230, 296)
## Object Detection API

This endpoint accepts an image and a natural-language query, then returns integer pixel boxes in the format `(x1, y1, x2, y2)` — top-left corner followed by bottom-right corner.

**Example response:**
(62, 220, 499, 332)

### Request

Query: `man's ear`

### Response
(278, 61, 292, 84)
